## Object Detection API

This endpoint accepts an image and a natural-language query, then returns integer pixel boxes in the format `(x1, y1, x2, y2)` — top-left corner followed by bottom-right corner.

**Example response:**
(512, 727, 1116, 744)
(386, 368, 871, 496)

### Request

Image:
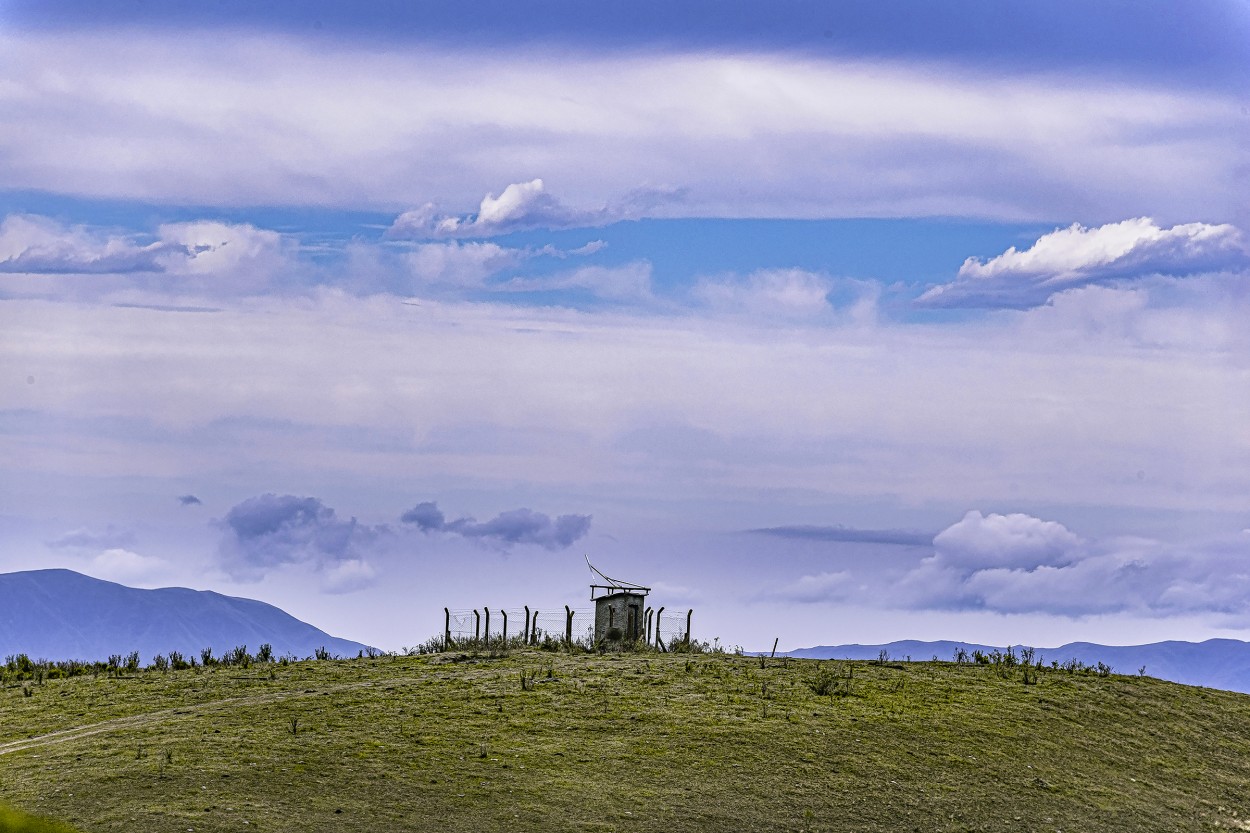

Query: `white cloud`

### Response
(1, 32, 1243, 222)
(405, 241, 527, 288)
(0, 214, 190, 275)
(389, 179, 680, 239)
(762, 571, 853, 604)
(899, 513, 1250, 620)
(402, 239, 613, 291)
(320, 558, 378, 594)
(500, 261, 654, 302)
(694, 269, 834, 318)
(919, 219, 1249, 308)
(89, 548, 170, 585)
(932, 510, 1082, 571)
(0, 214, 292, 295)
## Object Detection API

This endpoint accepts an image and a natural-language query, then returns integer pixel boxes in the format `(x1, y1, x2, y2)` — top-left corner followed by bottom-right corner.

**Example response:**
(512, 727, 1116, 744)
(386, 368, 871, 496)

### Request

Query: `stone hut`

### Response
(587, 559, 650, 644)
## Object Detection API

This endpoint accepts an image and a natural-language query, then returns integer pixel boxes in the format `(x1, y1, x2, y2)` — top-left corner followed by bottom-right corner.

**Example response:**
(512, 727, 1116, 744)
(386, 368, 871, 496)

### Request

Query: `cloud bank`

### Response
(400, 501, 591, 550)
(919, 219, 1249, 308)
(899, 512, 1250, 620)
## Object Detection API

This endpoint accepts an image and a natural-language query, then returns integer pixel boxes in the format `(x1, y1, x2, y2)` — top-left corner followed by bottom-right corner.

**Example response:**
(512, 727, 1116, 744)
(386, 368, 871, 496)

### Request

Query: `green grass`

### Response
(0, 803, 80, 833)
(3, 650, 1250, 831)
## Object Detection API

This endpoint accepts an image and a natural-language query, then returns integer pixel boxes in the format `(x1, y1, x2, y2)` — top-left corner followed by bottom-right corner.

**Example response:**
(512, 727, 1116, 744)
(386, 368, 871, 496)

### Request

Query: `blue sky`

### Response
(1, 1, 1248, 652)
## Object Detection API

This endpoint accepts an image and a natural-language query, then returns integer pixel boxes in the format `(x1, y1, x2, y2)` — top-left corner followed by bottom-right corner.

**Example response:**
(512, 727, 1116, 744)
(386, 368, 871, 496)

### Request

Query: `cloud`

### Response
(178, 494, 203, 506)
(918, 219, 1250, 308)
(89, 548, 170, 585)
(47, 526, 136, 550)
(4, 30, 1244, 224)
(320, 558, 378, 595)
(500, 261, 654, 302)
(404, 241, 527, 287)
(403, 239, 611, 291)
(748, 525, 932, 546)
(931, 510, 1083, 571)
(217, 493, 384, 585)
(0, 214, 196, 274)
(694, 269, 833, 317)
(400, 501, 591, 550)
(760, 571, 853, 604)
(898, 512, 1250, 619)
(0, 214, 292, 294)
(388, 179, 680, 239)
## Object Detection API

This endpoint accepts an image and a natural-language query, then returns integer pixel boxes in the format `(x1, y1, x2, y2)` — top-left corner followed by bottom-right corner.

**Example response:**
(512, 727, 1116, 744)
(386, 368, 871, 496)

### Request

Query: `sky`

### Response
(1, 1, 1249, 653)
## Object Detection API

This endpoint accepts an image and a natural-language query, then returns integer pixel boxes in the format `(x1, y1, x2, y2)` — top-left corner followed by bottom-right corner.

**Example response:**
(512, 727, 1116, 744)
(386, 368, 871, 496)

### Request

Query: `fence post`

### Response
(530, 609, 539, 645)
(655, 606, 666, 651)
(645, 607, 653, 644)
(473, 609, 480, 641)
(564, 605, 573, 649)
(484, 608, 491, 646)
(524, 606, 531, 645)
(686, 610, 693, 648)
(444, 607, 451, 651)
(502, 609, 508, 643)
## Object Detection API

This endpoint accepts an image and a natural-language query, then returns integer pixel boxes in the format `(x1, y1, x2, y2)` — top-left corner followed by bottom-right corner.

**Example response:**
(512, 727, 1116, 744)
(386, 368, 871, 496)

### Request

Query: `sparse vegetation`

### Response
(1, 648, 1249, 831)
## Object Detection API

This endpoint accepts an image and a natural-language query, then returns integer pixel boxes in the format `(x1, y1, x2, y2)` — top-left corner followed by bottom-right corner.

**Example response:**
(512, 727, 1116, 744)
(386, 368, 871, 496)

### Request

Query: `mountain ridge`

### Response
(785, 638, 1250, 693)
(0, 568, 371, 662)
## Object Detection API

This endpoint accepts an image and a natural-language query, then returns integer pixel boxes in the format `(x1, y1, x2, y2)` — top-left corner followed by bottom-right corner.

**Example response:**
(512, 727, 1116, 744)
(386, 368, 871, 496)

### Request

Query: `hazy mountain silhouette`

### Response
(787, 639, 1250, 693)
(0, 569, 372, 662)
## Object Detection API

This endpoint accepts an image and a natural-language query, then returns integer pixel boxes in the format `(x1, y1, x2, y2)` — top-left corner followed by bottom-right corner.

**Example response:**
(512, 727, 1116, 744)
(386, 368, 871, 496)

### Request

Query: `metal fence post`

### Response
(655, 606, 665, 651)
(484, 607, 491, 645)
(644, 607, 653, 644)
(686, 610, 693, 647)
(565, 605, 573, 649)
(444, 607, 451, 651)
(524, 606, 531, 645)
(502, 609, 509, 642)
(474, 609, 481, 641)
(530, 609, 539, 645)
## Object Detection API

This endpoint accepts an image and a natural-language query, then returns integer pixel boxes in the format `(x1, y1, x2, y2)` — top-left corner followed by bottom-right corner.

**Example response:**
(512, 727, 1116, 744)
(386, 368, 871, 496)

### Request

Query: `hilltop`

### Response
(0, 569, 370, 662)
(3, 647, 1250, 831)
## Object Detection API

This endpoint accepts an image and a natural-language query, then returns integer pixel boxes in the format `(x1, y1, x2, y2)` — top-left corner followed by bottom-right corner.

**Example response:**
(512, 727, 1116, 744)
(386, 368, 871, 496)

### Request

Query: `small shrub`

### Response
(256, 644, 274, 663)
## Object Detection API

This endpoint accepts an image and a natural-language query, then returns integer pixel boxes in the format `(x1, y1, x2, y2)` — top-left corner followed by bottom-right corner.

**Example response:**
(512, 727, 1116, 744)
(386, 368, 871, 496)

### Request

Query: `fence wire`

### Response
(445, 606, 692, 648)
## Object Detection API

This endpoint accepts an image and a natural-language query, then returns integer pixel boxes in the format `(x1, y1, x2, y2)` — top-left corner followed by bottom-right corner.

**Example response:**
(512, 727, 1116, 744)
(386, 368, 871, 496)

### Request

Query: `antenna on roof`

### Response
(585, 554, 650, 600)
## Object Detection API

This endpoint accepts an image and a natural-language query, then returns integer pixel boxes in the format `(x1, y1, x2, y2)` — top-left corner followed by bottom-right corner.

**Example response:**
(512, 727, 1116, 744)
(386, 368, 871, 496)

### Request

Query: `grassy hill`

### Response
(3, 647, 1250, 832)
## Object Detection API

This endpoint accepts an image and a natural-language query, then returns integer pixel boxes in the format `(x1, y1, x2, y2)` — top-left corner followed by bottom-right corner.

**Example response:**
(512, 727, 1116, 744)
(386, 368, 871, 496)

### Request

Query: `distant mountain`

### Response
(0, 569, 372, 662)
(785, 639, 1250, 694)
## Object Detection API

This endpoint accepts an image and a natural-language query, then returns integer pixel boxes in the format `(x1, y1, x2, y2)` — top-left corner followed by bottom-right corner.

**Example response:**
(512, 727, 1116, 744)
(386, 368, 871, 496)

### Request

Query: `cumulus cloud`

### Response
(899, 511, 1250, 619)
(217, 493, 384, 587)
(400, 501, 591, 550)
(931, 510, 1083, 571)
(918, 219, 1250, 309)
(388, 179, 681, 239)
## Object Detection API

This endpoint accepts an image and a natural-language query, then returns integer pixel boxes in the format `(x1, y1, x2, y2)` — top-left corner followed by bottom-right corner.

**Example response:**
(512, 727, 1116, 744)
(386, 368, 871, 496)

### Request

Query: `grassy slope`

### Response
(2, 651, 1250, 832)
